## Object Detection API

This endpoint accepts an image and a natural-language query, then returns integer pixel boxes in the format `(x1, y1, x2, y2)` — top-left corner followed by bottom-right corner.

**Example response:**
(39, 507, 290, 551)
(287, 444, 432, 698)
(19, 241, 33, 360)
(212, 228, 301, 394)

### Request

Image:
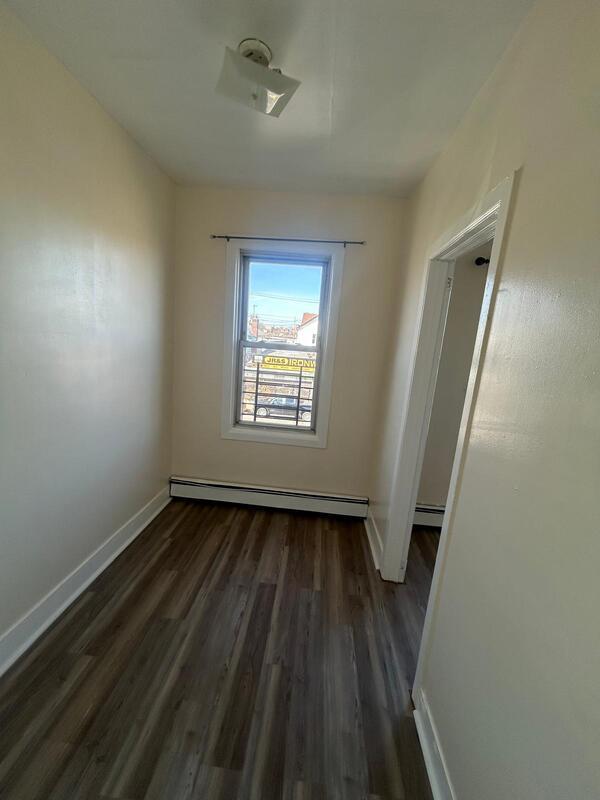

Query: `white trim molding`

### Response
(171, 476, 368, 518)
(413, 687, 457, 800)
(412, 175, 515, 696)
(381, 175, 515, 583)
(221, 238, 345, 449)
(363, 510, 384, 570)
(414, 504, 445, 528)
(0, 487, 171, 678)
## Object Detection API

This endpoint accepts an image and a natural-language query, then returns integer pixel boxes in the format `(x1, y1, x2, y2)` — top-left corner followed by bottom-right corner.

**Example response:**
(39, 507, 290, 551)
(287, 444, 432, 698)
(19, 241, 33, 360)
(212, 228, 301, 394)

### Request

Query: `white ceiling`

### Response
(7, 0, 534, 196)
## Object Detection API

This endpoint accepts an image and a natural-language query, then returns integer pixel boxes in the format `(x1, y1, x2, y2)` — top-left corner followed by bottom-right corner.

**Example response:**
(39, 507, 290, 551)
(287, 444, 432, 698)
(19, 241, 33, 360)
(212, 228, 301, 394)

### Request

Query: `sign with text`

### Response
(259, 355, 316, 373)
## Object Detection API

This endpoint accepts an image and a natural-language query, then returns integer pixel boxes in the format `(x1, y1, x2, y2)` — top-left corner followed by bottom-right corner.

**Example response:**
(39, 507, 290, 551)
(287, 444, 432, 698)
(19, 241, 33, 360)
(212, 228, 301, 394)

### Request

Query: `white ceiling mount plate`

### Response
(216, 45, 300, 118)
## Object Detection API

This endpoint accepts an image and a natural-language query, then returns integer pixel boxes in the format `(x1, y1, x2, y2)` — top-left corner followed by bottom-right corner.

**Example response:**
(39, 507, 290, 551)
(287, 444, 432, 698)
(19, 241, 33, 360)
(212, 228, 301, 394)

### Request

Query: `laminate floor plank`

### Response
(0, 503, 437, 800)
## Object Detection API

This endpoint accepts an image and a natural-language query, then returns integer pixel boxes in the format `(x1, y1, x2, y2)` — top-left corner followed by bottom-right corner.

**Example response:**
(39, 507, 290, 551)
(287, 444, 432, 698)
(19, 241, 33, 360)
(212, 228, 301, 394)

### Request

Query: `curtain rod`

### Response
(210, 234, 365, 247)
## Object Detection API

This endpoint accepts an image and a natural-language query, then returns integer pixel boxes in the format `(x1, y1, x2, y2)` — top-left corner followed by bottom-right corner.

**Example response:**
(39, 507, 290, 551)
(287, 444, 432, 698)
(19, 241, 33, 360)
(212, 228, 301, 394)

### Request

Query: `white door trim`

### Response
(405, 176, 515, 708)
(380, 176, 515, 588)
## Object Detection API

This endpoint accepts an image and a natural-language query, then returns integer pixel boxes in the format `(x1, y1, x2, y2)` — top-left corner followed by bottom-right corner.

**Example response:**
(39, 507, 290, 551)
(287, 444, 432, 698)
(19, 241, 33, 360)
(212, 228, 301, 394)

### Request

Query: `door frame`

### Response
(380, 175, 515, 587)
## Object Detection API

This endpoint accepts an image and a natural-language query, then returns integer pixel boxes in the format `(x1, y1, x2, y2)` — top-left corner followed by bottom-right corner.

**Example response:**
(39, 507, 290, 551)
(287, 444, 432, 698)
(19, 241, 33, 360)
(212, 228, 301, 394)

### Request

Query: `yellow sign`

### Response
(260, 355, 316, 373)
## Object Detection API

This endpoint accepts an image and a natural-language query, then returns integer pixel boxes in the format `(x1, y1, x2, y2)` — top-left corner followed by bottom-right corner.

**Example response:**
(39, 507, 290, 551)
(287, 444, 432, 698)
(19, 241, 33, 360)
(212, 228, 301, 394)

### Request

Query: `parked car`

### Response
(255, 396, 312, 421)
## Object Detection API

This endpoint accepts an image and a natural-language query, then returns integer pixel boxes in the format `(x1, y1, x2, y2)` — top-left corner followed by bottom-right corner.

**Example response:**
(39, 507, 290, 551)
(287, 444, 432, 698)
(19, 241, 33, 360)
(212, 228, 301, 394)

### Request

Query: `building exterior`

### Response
(296, 313, 318, 347)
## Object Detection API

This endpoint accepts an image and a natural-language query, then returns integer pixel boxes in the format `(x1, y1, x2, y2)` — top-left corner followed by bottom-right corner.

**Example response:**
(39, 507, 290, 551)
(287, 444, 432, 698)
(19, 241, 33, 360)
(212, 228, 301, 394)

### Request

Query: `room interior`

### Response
(1, 0, 599, 798)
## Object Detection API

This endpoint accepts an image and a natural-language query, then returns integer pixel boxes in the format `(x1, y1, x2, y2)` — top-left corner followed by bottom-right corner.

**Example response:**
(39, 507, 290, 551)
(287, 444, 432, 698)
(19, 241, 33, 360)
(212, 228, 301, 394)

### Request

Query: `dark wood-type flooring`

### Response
(0, 500, 439, 800)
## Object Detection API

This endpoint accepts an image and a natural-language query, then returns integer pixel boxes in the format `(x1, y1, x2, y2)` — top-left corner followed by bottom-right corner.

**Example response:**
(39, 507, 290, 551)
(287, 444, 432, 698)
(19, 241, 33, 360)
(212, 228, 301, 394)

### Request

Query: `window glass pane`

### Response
(244, 259, 323, 344)
(239, 346, 317, 429)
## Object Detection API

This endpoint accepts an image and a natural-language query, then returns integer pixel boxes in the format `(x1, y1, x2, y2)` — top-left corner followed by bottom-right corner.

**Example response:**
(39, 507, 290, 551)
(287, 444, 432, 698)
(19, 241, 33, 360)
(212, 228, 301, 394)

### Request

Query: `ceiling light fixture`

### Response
(216, 38, 300, 118)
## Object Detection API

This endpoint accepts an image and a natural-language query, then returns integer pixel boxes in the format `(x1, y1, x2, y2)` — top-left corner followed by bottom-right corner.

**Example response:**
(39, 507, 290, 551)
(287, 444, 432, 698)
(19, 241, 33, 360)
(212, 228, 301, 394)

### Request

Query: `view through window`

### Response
(237, 255, 327, 430)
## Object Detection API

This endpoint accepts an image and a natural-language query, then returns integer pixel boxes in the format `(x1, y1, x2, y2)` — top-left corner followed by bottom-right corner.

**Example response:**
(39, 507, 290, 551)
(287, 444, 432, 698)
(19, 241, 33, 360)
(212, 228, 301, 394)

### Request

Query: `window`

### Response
(222, 239, 344, 447)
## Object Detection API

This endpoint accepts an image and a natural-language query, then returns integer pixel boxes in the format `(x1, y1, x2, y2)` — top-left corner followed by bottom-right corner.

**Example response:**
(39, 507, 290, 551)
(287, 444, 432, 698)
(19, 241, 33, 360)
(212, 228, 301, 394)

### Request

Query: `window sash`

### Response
(238, 339, 317, 353)
(234, 254, 328, 432)
(238, 253, 327, 343)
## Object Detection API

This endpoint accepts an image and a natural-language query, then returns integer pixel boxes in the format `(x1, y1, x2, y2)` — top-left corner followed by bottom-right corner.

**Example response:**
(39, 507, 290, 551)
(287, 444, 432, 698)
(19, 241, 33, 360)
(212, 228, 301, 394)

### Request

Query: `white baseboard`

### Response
(0, 486, 171, 679)
(414, 504, 445, 528)
(364, 511, 383, 570)
(413, 687, 456, 800)
(170, 476, 368, 519)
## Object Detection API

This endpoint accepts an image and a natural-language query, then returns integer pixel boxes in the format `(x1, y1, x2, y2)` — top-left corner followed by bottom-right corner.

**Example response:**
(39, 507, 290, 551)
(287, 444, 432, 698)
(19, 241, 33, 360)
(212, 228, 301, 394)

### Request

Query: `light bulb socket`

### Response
(237, 38, 272, 67)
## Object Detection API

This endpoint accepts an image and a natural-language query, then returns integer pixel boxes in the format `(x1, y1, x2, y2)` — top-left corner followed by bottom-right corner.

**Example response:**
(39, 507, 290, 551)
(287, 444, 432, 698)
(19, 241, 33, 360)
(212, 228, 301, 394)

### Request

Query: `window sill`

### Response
(221, 423, 327, 448)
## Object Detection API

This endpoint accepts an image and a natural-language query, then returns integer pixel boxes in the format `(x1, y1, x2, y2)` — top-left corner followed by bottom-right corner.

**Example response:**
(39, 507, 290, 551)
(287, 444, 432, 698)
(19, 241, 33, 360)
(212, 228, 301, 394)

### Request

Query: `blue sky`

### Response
(247, 261, 322, 326)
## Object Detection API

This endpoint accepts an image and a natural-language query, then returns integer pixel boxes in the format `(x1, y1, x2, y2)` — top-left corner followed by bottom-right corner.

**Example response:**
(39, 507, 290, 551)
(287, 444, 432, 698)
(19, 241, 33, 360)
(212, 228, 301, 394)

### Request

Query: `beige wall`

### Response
(0, 7, 174, 636)
(372, 0, 600, 796)
(172, 185, 406, 495)
(417, 244, 490, 507)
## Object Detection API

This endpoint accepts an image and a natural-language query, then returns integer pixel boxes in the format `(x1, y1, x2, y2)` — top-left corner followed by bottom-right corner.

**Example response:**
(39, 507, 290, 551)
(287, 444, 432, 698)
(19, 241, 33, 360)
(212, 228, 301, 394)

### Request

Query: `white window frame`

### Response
(221, 238, 344, 448)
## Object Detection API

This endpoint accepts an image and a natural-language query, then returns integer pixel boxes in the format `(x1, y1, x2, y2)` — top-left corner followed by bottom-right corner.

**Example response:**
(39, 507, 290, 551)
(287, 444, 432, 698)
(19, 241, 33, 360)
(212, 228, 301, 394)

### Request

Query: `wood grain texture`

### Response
(0, 501, 438, 800)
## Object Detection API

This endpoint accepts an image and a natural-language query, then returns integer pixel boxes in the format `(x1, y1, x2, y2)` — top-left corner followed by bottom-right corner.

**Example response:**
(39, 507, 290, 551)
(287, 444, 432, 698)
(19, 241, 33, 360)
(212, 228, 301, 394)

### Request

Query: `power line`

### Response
(251, 314, 300, 322)
(251, 292, 319, 304)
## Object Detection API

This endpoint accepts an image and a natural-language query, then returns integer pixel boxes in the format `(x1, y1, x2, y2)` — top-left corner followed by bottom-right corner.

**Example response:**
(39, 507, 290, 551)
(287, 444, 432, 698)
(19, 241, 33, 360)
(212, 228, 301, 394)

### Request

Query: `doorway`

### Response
(414, 241, 492, 528)
(373, 175, 515, 796)
(380, 176, 514, 587)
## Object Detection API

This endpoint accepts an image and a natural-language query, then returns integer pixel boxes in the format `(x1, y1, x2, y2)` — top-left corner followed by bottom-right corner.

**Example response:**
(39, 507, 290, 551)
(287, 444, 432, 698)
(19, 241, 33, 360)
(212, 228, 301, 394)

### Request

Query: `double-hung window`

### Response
(222, 239, 344, 448)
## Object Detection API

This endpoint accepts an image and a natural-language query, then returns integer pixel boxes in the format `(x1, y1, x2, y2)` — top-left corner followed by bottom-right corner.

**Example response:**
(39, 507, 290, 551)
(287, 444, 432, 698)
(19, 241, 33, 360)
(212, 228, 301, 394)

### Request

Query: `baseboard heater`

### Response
(413, 503, 445, 528)
(170, 476, 368, 518)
